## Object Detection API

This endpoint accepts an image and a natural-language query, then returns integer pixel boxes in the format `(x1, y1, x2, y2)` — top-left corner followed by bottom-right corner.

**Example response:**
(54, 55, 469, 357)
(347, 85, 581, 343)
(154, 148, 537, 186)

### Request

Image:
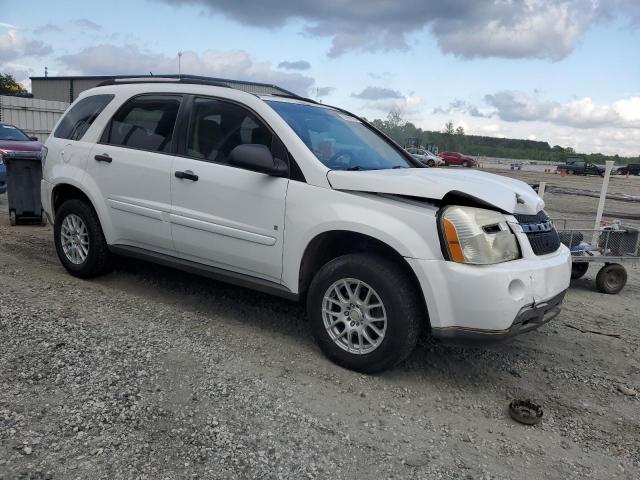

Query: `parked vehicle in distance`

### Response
(41, 77, 571, 373)
(405, 147, 445, 167)
(438, 151, 477, 167)
(556, 158, 604, 176)
(0, 122, 44, 194)
(616, 164, 640, 175)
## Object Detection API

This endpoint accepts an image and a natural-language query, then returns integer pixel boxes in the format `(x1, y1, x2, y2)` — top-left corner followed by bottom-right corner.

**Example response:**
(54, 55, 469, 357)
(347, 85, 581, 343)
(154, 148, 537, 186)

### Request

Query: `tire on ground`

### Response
(306, 253, 423, 373)
(570, 262, 589, 279)
(595, 263, 627, 294)
(54, 199, 112, 278)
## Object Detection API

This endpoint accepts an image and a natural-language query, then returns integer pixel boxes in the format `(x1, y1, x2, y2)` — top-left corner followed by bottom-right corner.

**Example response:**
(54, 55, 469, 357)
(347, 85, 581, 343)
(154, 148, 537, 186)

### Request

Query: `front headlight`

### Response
(439, 206, 520, 264)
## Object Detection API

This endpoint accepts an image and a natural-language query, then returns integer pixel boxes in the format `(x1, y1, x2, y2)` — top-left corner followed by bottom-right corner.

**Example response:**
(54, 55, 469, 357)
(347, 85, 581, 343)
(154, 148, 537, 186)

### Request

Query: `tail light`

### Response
(40, 146, 48, 167)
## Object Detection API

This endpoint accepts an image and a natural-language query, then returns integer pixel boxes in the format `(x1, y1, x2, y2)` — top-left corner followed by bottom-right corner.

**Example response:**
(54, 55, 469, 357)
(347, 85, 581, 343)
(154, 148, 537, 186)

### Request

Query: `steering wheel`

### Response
(327, 150, 355, 167)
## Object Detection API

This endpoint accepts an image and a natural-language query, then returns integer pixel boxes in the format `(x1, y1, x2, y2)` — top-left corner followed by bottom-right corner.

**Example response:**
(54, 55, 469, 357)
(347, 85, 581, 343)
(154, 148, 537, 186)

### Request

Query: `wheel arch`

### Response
(296, 230, 429, 325)
(50, 181, 114, 244)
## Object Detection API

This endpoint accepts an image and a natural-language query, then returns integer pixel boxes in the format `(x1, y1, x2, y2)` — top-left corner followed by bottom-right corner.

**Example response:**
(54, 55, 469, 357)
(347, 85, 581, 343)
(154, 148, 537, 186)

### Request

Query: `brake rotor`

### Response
(509, 399, 543, 425)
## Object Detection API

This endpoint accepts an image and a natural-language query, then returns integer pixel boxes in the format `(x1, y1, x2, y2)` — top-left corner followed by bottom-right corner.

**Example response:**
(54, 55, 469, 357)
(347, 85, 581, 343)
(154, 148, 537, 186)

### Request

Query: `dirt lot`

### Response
(0, 170, 639, 480)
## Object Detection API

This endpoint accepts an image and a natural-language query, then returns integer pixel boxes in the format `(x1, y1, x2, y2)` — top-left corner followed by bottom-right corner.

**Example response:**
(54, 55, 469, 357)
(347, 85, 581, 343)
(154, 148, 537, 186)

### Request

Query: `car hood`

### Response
(0, 140, 43, 152)
(327, 168, 544, 215)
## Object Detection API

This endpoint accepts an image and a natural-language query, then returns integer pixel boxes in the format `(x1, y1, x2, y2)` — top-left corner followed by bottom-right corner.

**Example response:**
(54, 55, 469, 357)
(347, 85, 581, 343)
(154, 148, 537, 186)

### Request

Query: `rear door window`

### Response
(102, 95, 182, 153)
(54, 94, 114, 141)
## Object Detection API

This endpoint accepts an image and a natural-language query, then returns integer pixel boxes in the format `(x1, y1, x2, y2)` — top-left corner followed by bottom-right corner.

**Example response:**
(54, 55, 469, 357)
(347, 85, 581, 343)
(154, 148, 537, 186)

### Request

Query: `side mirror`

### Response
(228, 144, 288, 177)
(29, 136, 38, 141)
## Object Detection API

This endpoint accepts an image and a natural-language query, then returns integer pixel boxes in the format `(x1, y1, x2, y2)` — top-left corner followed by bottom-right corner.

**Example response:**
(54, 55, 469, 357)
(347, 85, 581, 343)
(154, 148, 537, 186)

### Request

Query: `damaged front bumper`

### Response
(430, 290, 567, 345)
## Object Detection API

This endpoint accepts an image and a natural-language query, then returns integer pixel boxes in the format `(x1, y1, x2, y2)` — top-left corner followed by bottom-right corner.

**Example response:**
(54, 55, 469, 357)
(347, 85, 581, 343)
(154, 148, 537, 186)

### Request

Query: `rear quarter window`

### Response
(54, 94, 114, 141)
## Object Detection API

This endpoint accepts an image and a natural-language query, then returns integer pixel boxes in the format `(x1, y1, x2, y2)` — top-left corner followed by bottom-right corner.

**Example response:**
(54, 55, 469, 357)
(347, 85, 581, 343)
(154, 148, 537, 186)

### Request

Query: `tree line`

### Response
(367, 110, 637, 165)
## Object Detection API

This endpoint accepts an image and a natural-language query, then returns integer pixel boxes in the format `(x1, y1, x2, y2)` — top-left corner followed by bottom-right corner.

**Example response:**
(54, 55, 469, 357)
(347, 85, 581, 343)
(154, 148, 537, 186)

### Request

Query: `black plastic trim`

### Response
(109, 245, 299, 301)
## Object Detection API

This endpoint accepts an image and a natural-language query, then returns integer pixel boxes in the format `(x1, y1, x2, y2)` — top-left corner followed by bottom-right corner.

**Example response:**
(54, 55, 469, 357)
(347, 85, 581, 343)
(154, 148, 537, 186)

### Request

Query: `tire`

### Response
(54, 199, 112, 278)
(307, 253, 423, 373)
(462, 161, 469, 167)
(571, 262, 589, 279)
(427, 159, 435, 167)
(595, 263, 627, 294)
(9, 210, 16, 226)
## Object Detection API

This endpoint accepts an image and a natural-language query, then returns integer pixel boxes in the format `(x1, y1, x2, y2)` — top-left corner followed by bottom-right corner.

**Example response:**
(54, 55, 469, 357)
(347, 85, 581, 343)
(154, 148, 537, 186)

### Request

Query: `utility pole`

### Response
(178, 52, 182, 76)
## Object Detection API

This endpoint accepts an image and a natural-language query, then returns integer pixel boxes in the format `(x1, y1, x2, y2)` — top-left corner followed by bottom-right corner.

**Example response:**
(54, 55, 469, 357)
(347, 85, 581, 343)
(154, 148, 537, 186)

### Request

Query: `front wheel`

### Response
(307, 253, 423, 373)
(426, 159, 435, 167)
(54, 199, 112, 278)
(462, 161, 469, 167)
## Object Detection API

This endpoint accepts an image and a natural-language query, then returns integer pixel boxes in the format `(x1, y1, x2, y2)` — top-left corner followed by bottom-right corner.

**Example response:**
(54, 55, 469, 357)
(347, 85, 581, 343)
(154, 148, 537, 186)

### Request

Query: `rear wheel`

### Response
(595, 263, 627, 294)
(571, 262, 589, 279)
(462, 161, 469, 167)
(307, 253, 422, 373)
(54, 199, 112, 278)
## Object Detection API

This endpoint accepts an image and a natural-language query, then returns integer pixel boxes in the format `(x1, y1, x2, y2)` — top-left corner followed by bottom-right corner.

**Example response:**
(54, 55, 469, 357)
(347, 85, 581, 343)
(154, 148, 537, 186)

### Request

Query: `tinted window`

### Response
(267, 100, 412, 170)
(0, 123, 30, 141)
(103, 95, 181, 153)
(54, 94, 114, 141)
(186, 97, 272, 163)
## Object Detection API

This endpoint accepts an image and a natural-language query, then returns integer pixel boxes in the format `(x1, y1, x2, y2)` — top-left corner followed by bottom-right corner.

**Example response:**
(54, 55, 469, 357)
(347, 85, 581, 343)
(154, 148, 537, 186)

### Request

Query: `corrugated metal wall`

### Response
(31, 77, 291, 103)
(31, 79, 73, 103)
(0, 96, 69, 142)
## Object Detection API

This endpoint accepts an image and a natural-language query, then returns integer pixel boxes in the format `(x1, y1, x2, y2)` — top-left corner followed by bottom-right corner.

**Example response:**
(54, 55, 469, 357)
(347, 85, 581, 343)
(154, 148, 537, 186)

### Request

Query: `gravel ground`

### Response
(0, 172, 639, 479)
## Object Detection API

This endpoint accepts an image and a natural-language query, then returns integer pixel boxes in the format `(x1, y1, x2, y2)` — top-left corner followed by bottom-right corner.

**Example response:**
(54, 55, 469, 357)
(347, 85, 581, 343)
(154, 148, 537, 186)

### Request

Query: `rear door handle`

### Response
(175, 170, 199, 181)
(94, 154, 112, 163)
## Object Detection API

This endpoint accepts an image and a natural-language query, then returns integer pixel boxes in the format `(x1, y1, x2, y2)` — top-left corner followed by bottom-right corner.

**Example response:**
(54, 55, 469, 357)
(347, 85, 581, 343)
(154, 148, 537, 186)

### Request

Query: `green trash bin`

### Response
(4, 151, 46, 226)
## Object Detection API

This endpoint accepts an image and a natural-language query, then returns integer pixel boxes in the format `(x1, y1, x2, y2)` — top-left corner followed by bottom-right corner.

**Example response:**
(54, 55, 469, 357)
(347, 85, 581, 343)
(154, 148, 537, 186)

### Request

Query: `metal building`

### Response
(0, 95, 69, 142)
(30, 74, 296, 103)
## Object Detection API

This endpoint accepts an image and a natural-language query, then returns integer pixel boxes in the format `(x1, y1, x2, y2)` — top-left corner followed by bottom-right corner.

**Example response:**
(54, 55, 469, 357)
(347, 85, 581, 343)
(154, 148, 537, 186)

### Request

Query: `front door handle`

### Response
(94, 154, 112, 163)
(175, 170, 199, 181)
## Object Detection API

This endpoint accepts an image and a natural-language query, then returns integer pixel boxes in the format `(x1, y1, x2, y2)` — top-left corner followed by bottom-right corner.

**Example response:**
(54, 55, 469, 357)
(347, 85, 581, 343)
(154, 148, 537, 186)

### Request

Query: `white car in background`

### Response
(405, 147, 445, 167)
(41, 77, 571, 373)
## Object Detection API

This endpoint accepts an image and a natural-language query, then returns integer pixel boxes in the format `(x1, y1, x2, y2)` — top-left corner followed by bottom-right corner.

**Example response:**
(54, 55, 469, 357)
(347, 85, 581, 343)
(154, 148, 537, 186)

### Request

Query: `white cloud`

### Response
(485, 91, 640, 129)
(57, 45, 315, 95)
(0, 29, 52, 62)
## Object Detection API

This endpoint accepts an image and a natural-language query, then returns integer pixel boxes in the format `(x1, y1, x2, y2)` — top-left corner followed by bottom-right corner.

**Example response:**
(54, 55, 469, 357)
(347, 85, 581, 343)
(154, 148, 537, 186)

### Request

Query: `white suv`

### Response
(41, 78, 571, 373)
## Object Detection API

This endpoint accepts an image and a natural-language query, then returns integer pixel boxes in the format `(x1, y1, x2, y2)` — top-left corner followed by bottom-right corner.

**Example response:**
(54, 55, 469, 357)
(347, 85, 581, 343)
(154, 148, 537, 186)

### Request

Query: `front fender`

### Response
(281, 182, 442, 292)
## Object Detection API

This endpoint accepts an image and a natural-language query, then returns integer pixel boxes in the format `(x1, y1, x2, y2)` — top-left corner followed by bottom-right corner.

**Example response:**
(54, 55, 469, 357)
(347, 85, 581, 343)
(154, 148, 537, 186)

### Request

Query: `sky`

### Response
(1, 0, 639, 156)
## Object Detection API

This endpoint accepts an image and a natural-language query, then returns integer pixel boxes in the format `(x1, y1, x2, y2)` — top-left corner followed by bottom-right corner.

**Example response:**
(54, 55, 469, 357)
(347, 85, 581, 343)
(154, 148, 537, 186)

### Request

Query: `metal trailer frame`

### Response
(554, 218, 639, 294)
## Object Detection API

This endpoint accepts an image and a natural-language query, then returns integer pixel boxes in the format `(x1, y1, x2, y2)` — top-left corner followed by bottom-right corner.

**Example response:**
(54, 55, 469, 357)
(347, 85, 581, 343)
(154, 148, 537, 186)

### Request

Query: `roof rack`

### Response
(94, 74, 298, 97)
(97, 76, 231, 88)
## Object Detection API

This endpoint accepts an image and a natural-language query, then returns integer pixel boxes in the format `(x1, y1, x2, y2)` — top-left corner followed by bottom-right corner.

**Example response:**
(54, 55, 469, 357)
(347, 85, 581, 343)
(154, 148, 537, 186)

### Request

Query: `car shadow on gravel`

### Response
(93, 256, 544, 388)
(104, 255, 309, 329)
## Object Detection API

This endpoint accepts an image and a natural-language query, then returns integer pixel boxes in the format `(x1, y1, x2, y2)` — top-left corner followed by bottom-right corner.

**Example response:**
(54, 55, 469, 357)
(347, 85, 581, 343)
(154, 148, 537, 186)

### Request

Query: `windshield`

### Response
(0, 124, 30, 141)
(267, 100, 413, 170)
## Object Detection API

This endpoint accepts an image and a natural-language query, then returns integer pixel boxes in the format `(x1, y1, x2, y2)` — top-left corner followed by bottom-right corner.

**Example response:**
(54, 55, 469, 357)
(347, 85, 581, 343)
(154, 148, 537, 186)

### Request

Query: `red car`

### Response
(438, 151, 477, 167)
(0, 122, 44, 194)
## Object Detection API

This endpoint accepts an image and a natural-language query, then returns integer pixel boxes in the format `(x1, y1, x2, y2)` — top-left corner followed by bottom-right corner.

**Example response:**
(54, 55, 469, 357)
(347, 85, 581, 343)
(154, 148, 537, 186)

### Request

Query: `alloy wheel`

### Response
(322, 278, 387, 354)
(60, 213, 89, 264)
